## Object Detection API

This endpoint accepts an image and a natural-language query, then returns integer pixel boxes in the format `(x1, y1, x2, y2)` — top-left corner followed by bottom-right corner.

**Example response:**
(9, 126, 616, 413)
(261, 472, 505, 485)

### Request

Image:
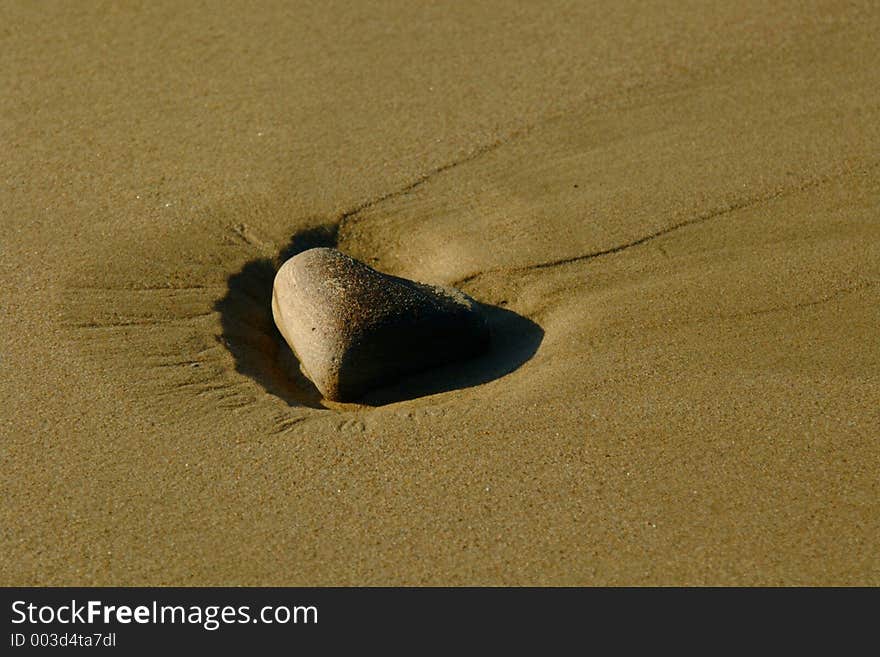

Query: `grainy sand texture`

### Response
(2, 1, 879, 585)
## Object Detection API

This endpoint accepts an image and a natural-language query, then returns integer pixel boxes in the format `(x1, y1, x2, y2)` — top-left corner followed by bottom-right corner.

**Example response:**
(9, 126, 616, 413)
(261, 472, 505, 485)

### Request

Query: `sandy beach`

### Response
(2, 1, 878, 585)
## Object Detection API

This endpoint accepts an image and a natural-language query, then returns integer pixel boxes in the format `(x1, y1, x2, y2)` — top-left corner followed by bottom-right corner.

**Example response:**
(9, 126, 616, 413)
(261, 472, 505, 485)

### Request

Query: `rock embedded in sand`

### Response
(271, 247, 490, 402)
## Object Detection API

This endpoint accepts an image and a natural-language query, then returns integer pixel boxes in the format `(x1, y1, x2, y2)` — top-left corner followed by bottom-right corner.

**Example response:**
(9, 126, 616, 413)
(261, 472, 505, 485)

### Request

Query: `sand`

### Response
(1, 1, 878, 585)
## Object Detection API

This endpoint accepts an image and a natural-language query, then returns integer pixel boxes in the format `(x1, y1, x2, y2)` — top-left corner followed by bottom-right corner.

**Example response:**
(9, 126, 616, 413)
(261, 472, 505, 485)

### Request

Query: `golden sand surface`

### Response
(2, 1, 878, 585)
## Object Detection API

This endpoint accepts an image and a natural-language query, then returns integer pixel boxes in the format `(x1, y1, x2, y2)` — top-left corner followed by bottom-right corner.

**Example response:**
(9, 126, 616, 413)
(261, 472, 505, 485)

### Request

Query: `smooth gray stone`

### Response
(272, 247, 490, 402)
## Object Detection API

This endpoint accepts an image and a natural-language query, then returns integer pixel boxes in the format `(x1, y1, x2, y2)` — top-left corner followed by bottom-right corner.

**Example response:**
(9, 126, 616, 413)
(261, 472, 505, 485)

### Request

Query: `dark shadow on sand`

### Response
(359, 301, 543, 405)
(215, 226, 543, 408)
(213, 225, 339, 409)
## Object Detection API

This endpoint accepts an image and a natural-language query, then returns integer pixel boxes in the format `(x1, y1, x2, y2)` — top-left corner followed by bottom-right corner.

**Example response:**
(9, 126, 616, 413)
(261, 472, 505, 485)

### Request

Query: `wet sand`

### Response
(1, 1, 878, 584)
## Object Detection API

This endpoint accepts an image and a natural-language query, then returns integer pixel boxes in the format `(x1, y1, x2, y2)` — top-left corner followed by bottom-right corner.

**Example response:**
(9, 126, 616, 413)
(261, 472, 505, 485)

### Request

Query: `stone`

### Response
(271, 247, 490, 402)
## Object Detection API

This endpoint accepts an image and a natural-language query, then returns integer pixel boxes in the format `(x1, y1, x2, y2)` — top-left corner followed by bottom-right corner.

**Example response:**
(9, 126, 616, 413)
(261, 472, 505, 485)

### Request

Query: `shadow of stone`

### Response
(358, 301, 543, 406)
(277, 223, 339, 263)
(215, 226, 543, 408)
(213, 229, 335, 409)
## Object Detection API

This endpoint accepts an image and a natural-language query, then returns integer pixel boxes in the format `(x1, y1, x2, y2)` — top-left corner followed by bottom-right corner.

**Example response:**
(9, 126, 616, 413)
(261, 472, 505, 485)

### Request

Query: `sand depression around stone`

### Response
(271, 248, 490, 402)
